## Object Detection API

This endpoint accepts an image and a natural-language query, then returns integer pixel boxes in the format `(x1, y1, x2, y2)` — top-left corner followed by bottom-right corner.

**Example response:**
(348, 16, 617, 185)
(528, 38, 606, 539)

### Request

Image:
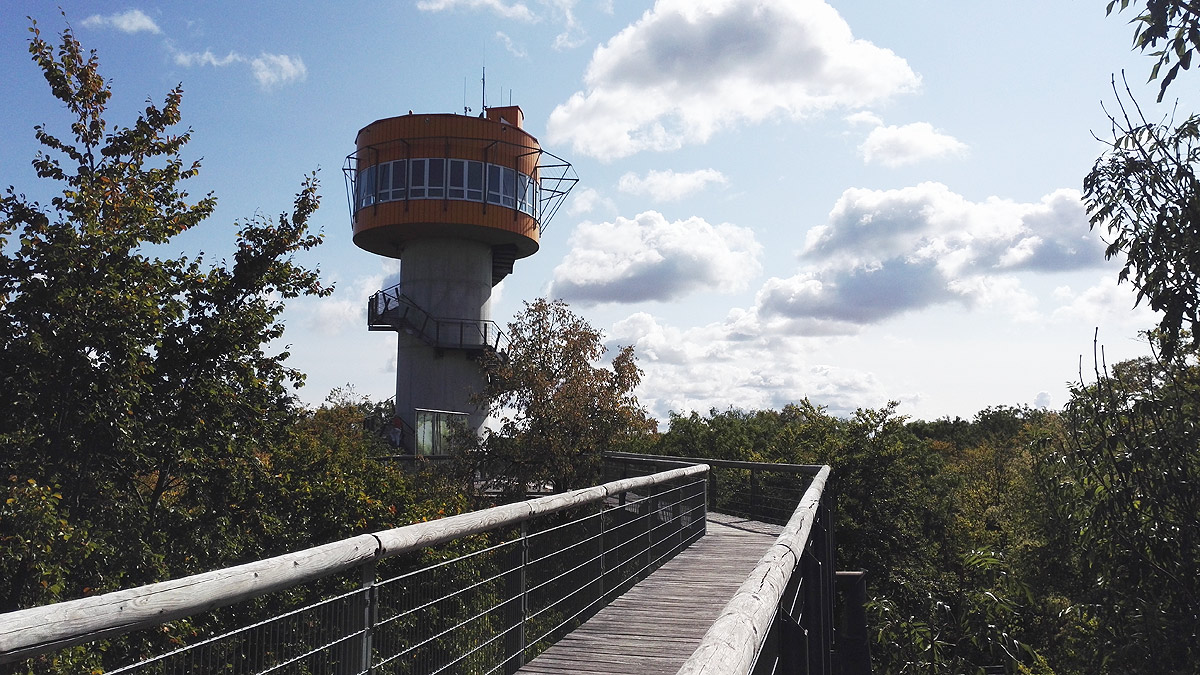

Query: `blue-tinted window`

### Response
(391, 160, 407, 200)
(428, 158, 445, 198)
(448, 159, 466, 199)
(467, 161, 484, 201)
(356, 158, 537, 219)
(357, 164, 376, 210)
(410, 159, 427, 199)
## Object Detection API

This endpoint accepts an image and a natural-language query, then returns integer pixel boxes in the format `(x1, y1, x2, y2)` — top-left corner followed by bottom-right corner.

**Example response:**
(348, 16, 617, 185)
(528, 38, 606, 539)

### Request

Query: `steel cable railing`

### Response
(0, 465, 707, 675)
(602, 452, 842, 675)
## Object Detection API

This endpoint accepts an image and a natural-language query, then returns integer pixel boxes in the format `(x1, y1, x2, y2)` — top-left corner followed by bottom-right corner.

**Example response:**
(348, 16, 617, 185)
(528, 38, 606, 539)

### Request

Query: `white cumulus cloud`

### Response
(617, 168, 728, 201)
(171, 47, 306, 90)
(550, 210, 763, 304)
(756, 183, 1109, 333)
(173, 50, 242, 68)
(82, 10, 161, 34)
(607, 312, 892, 419)
(547, 0, 920, 159)
(859, 122, 968, 167)
(250, 53, 307, 89)
(1051, 277, 1156, 326)
(565, 187, 616, 216)
(416, 0, 536, 21)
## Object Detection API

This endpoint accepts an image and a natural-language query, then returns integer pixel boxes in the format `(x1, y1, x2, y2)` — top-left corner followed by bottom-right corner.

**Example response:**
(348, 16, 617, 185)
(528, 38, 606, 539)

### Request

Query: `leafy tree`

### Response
(1040, 343, 1200, 672)
(461, 298, 654, 497)
(0, 18, 330, 605)
(1106, 0, 1200, 100)
(1083, 82, 1200, 360)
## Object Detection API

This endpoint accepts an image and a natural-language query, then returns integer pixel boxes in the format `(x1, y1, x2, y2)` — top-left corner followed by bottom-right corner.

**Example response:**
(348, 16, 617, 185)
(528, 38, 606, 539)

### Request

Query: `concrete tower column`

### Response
(348, 106, 574, 456)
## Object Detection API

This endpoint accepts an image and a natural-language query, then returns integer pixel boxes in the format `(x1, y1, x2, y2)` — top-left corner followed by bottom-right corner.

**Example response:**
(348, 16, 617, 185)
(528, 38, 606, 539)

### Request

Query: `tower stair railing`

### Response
(368, 282, 508, 354)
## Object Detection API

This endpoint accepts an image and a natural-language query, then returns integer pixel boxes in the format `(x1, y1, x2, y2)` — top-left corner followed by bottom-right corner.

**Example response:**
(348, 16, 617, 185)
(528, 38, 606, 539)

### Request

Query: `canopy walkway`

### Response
(0, 454, 869, 675)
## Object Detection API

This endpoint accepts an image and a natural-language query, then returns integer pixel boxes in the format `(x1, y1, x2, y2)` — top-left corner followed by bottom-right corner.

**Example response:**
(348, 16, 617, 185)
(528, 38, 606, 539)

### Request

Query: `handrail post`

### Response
(644, 480, 656, 572)
(503, 522, 529, 675)
(598, 500, 608, 606)
(749, 468, 758, 522)
(520, 520, 529, 667)
(340, 559, 376, 675)
(361, 560, 377, 675)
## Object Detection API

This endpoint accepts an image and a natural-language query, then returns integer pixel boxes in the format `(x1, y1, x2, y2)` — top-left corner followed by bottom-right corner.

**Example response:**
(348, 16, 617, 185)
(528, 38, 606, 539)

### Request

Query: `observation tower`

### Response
(345, 106, 575, 455)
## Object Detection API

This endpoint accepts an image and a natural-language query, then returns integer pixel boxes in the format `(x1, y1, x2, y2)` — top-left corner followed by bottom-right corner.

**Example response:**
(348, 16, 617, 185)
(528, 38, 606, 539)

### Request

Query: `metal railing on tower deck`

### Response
(0, 466, 707, 675)
(367, 282, 509, 354)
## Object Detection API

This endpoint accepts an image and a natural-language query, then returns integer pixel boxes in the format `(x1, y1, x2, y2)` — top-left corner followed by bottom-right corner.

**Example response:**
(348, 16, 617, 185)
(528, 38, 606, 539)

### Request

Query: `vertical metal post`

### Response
(503, 523, 529, 675)
(361, 560, 377, 675)
(519, 521, 528, 666)
(802, 503, 834, 675)
(672, 482, 682, 551)
(834, 571, 871, 675)
(340, 559, 376, 675)
(749, 469, 758, 522)
(598, 502, 607, 605)
(644, 482, 656, 571)
(707, 467, 718, 518)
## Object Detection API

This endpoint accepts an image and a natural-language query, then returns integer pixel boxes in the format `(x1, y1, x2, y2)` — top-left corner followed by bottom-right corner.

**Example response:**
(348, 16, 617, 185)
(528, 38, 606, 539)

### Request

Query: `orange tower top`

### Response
(345, 106, 574, 260)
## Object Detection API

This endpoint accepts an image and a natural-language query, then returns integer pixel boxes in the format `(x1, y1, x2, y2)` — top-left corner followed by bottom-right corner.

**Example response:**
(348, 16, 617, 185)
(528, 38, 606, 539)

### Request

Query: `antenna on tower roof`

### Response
(481, 66, 487, 111)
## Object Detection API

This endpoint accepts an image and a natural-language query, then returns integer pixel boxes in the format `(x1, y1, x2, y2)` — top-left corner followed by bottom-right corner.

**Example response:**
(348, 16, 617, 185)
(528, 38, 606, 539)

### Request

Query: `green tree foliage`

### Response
(653, 403, 954, 639)
(652, 403, 1071, 674)
(0, 19, 332, 607)
(463, 298, 654, 497)
(1106, 0, 1200, 100)
(1083, 83, 1200, 360)
(1040, 344, 1200, 671)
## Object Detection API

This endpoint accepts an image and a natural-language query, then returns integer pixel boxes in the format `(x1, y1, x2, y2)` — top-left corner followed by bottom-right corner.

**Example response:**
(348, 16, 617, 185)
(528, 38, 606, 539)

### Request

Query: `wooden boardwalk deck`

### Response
(516, 513, 783, 675)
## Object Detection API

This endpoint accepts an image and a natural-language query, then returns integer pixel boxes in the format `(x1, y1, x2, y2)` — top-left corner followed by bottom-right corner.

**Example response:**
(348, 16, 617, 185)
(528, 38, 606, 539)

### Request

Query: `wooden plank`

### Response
(516, 514, 781, 675)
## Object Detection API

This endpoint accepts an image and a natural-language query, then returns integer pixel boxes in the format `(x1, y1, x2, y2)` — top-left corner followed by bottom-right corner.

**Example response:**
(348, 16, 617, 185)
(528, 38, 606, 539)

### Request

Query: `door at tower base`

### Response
(415, 408, 468, 456)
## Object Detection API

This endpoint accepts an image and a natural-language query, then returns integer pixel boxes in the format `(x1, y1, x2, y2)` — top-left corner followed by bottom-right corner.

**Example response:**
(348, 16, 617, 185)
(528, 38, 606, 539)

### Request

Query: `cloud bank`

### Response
(755, 183, 1108, 332)
(617, 168, 727, 201)
(550, 210, 763, 304)
(548, 0, 920, 159)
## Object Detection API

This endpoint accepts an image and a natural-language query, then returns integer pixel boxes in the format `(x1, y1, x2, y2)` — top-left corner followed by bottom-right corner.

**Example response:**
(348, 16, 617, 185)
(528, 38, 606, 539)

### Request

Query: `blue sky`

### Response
(2, 1, 1184, 422)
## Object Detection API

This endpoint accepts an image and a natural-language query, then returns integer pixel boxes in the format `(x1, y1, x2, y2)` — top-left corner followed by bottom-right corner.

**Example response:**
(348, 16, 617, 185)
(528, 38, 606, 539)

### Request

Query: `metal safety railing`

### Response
(604, 452, 822, 525)
(0, 466, 707, 675)
(606, 453, 861, 675)
(367, 283, 508, 353)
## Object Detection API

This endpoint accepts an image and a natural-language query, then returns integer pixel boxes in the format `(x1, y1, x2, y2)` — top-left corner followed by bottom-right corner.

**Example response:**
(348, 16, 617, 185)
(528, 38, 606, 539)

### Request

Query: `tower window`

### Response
(467, 161, 484, 201)
(486, 164, 503, 206)
(390, 160, 407, 200)
(448, 159, 466, 199)
(427, 158, 445, 198)
(415, 409, 467, 456)
(410, 159, 427, 198)
(355, 158, 536, 217)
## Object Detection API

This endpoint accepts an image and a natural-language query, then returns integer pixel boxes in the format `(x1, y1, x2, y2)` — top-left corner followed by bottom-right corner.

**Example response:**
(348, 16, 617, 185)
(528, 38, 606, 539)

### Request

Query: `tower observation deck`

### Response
(344, 106, 575, 454)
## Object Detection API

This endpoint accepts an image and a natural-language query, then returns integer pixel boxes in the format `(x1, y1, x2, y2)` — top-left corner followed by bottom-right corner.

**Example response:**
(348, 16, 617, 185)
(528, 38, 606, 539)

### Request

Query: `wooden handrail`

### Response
(605, 450, 825, 476)
(675, 464, 831, 675)
(0, 464, 708, 664)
